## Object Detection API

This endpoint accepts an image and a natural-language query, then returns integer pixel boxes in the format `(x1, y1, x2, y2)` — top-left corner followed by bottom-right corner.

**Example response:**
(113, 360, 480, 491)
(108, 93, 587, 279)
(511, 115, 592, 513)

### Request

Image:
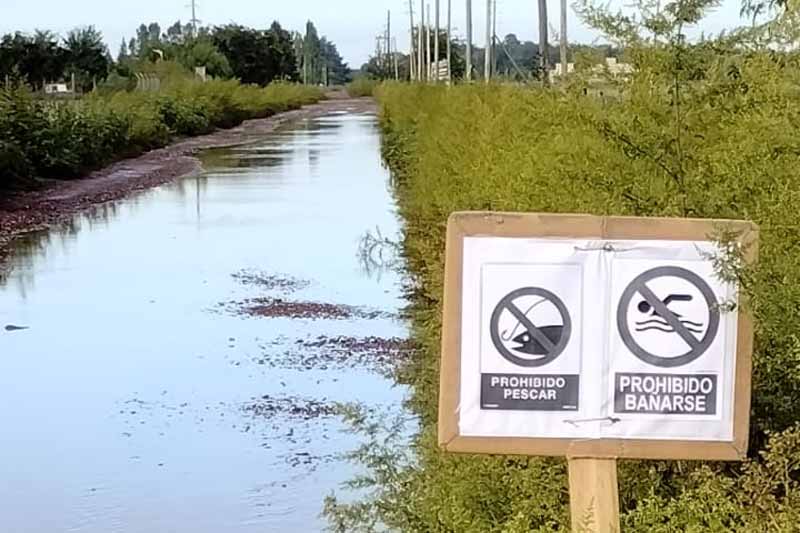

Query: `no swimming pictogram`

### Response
(617, 266, 721, 368)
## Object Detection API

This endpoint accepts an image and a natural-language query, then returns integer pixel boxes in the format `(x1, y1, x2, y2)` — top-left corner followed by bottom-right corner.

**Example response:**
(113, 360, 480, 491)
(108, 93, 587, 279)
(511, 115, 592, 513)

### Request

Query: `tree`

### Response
(64, 26, 110, 90)
(0, 31, 68, 88)
(147, 23, 161, 45)
(164, 21, 186, 44)
(134, 23, 163, 60)
(211, 23, 299, 86)
(320, 38, 351, 84)
(26, 31, 67, 87)
(211, 25, 272, 85)
(0, 33, 28, 81)
(117, 39, 129, 63)
(178, 39, 232, 78)
(302, 21, 322, 84)
(265, 21, 299, 81)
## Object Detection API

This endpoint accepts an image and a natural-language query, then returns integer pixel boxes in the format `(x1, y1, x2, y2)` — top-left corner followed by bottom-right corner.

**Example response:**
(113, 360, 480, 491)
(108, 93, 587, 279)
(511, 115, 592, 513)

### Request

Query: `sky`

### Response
(1, 0, 750, 67)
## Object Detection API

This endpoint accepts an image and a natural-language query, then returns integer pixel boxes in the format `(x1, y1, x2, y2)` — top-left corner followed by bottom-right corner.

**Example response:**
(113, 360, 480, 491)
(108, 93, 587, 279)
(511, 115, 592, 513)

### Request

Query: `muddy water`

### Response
(0, 110, 406, 532)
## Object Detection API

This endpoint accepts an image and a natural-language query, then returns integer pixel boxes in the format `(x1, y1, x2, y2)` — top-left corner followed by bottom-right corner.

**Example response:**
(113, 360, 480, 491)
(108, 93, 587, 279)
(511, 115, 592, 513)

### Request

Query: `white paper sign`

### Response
(459, 237, 738, 442)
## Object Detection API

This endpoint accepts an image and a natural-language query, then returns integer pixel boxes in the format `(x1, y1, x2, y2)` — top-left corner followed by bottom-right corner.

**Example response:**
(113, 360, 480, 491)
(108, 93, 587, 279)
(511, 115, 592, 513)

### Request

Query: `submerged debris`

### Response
(232, 270, 311, 293)
(242, 395, 338, 420)
(222, 297, 396, 320)
(248, 335, 415, 376)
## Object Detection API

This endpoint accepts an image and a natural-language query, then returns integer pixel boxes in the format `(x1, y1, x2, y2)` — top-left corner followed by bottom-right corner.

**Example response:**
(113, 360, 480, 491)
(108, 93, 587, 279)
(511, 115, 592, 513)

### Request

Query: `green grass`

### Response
(346, 78, 380, 98)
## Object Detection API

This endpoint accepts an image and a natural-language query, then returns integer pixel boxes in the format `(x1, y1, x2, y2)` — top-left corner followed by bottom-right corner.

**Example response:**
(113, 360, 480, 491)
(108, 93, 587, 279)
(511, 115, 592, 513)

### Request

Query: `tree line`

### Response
(0, 28, 109, 92)
(0, 20, 352, 92)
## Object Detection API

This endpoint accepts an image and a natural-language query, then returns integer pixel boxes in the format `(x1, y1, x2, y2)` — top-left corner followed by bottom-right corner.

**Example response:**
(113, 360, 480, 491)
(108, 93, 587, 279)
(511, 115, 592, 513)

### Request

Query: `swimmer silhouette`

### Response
(636, 294, 704, 334)
(637, 294, 692, 317)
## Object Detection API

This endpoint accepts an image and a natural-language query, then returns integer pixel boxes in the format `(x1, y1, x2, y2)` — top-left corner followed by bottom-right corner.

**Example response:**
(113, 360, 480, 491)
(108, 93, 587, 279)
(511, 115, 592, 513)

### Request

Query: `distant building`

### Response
(550, 57, 634, 82)
(44, 83, 71, 95)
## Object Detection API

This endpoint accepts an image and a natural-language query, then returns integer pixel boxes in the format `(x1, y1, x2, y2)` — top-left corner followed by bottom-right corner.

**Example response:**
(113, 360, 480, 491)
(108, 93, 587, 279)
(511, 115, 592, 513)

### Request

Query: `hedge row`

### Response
(0, 81, 323, 190)
(325, 48, 800, 532)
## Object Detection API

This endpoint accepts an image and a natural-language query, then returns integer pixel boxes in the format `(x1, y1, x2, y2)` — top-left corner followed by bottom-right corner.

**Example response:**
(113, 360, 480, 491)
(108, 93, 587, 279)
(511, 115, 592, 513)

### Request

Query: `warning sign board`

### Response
(480, 268, 582, 412)
(438, 212, 757, 461)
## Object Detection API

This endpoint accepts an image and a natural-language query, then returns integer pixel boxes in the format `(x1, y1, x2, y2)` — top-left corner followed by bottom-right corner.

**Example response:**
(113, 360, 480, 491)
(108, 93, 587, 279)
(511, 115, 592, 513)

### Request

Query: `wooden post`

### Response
(567, 458, 621, 533)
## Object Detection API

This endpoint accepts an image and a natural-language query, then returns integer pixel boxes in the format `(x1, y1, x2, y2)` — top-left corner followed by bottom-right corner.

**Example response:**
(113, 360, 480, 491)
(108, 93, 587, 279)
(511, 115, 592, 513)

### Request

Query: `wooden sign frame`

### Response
(438, 212, 758, 461)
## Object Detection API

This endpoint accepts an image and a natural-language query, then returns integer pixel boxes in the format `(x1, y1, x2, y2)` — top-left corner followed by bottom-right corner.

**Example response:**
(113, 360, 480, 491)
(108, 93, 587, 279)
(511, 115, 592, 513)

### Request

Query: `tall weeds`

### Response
(0, 81, 323, 191)
(325, 9, 800, 532)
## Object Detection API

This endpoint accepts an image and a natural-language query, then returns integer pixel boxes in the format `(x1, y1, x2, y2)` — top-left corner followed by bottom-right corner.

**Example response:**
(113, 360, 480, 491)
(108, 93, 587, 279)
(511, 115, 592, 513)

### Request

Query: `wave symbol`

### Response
(635, 317, 704, 334)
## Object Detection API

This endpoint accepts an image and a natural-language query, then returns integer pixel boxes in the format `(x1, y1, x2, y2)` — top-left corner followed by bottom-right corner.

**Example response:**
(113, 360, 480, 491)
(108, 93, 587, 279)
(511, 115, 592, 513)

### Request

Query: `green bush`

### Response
(347, 78, 380, 98)
(0, 141, 33, 188)
(326, 19, 800, 533)
(0, 81, 324, 190)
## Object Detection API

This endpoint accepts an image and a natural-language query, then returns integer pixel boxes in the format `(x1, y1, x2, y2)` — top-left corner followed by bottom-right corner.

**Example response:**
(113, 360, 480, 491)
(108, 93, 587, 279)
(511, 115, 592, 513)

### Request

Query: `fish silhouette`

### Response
(511, 326, 564, 355)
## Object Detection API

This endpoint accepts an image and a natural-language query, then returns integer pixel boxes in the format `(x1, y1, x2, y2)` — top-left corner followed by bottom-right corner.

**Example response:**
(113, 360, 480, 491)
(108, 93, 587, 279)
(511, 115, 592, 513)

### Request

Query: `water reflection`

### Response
(357, 227, 403, 282)
(0, 113, 406, 532)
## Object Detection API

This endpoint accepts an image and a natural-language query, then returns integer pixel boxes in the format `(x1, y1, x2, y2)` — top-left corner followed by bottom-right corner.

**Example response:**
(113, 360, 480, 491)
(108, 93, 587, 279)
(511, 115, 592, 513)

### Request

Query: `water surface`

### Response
(0, 110, 405, 532)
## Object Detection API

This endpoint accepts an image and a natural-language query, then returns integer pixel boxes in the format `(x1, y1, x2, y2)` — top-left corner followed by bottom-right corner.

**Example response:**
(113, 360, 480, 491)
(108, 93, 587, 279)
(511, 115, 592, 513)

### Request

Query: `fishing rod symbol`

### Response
(490, 287, 572, 368)
(501, 298, 565, 355)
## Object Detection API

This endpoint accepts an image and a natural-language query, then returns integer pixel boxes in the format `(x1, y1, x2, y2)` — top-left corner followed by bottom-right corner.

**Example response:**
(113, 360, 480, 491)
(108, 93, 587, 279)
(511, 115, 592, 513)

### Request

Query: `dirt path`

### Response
(0, 96, 376, 271)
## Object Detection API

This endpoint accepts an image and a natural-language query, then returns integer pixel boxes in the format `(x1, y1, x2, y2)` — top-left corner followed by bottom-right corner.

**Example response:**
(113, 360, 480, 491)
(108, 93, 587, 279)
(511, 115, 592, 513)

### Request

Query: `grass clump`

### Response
(346, 78, 380, 98)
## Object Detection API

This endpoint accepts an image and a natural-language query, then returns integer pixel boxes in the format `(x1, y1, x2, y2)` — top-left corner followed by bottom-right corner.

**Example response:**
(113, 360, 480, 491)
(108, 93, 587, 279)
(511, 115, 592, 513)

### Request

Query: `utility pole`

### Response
(387, 10, 392, 73)
(434, 0, 440, 83)
(447, 0, 452, 81)
(190, 0, 199, 38)
(409, 0, 417, 81)
(466, 0, 473, 81)
(419, 0, 425, 81)
(560, 0, 567, 76)
(538, 0, 549, 79)
(376, 35, 383, 73)
(492, 0, 498, 76)
(426, 4, 432, 81)
(484, 0, 491, 82)
(393, 38, 400, 80)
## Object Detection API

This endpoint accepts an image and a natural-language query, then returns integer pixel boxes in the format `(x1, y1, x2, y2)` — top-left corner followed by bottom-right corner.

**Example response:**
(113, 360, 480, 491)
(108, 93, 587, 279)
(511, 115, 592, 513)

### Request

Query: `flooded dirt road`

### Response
(0, 105, 406, 532)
